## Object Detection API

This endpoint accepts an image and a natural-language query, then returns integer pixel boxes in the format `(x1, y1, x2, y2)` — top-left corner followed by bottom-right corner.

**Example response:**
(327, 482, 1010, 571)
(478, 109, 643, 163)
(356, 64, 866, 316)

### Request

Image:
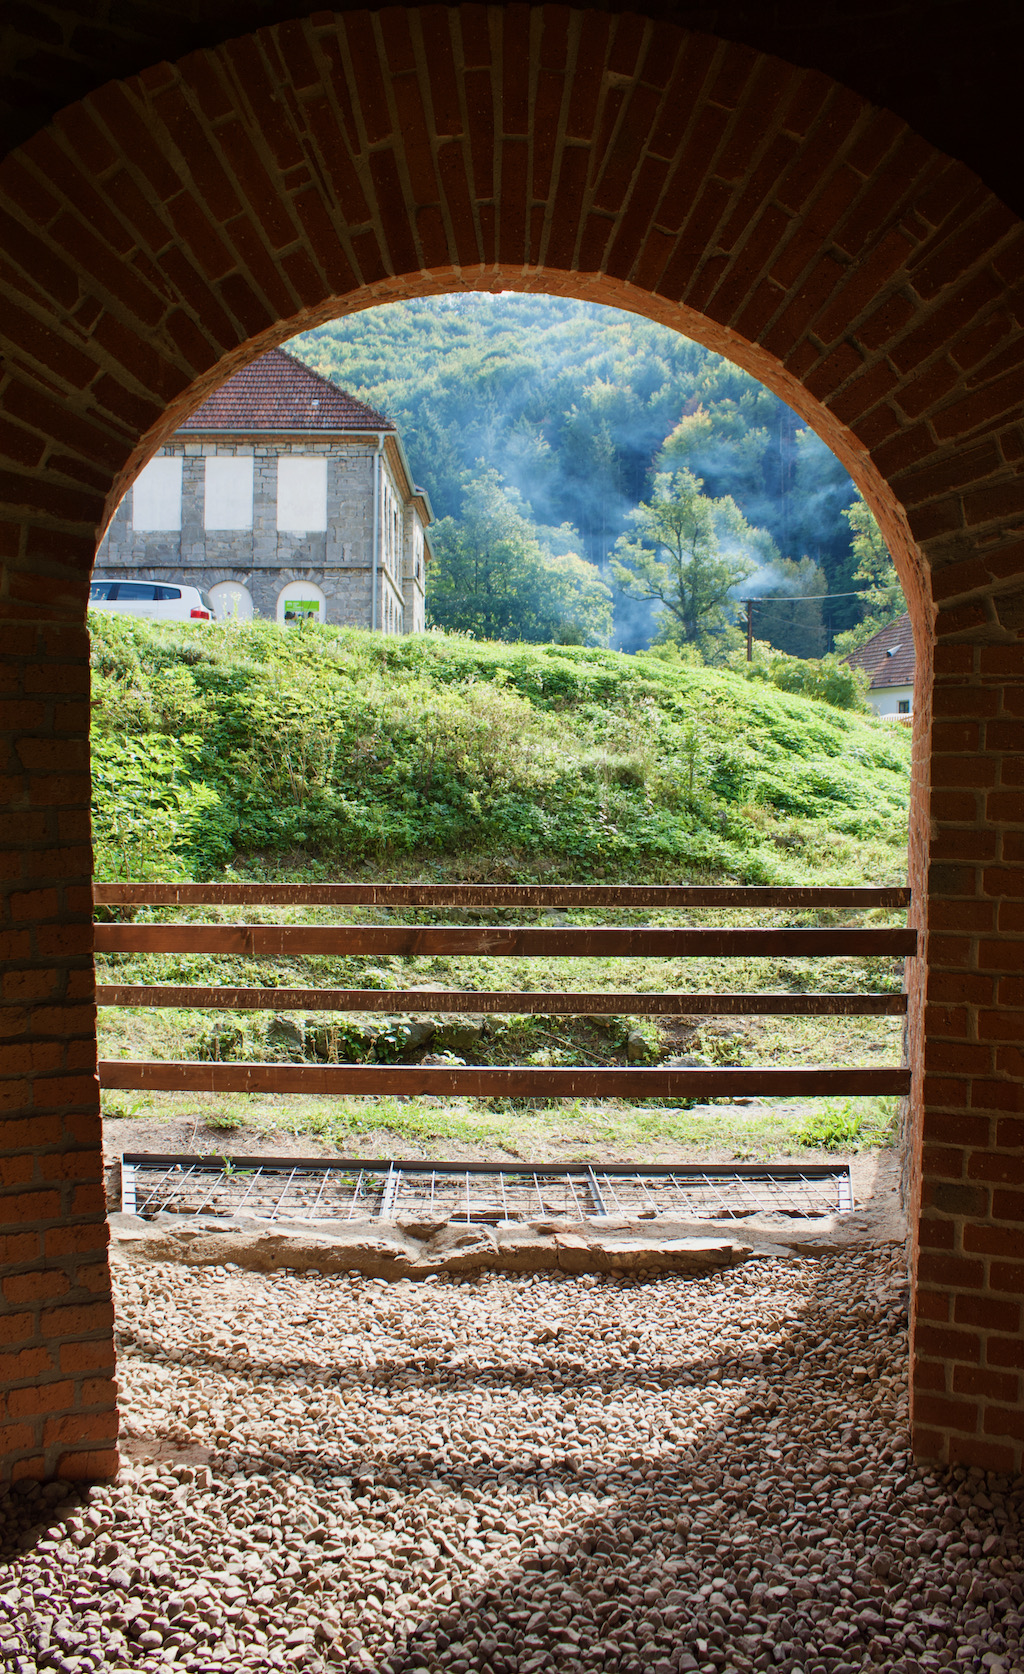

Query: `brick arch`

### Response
(2, 5, 1023, 1484)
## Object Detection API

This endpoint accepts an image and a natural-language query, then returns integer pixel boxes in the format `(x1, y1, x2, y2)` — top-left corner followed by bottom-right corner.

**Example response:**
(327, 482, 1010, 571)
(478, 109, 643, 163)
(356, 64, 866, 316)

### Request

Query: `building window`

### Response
(278, 456, 327, 532)
(205, 457, 253, 529)
(277, 581, 326, 626)
(898, 699, 911, 714)
(209, 581, 254, 622)
(132, 456, 182, 531)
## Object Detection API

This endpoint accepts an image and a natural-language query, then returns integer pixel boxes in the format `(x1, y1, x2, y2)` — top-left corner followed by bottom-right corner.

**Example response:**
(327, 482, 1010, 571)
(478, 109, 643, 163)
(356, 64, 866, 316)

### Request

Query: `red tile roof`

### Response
(179, 348, 394, 433)
(843, 611, 916, 688)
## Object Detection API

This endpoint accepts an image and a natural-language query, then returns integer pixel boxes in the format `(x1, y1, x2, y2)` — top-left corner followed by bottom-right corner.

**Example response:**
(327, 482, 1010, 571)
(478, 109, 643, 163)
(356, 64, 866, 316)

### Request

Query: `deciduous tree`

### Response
(611, 469, 767, 660)
(427, 468, 612, 645)
(833, 497, 906, 653)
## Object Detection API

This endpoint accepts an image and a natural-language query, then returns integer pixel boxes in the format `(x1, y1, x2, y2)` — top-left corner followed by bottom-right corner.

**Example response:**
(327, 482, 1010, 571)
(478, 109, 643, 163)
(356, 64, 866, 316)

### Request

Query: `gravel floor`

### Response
(2, 1246, 1023, 1674)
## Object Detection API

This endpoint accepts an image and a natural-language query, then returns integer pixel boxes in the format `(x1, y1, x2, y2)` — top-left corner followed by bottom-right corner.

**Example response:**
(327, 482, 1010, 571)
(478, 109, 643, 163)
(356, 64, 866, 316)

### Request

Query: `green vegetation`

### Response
(833, 495, 907, 653)
(611, 467, 766, 658)
(290, 296, 898, 651)
(790, 1097, 898, 1152)
(89, 613, 910, 885)
(425, 467, 611, 645)
(102, 1082, 900, 1162)
(730, 642, 871, 712)
(92, 614, 909, 1161)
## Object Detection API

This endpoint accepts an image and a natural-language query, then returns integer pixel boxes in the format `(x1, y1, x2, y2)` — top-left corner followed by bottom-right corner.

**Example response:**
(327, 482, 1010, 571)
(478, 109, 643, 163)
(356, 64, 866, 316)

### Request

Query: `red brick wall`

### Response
(0, 6, 1022, 1479)
(1, 622, 118, 1482)
(3, 3, 1024, 223)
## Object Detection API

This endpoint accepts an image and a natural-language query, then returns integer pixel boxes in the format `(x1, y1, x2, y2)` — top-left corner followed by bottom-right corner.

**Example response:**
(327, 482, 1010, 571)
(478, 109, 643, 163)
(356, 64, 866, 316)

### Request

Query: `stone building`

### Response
(95, 347, 433, 631)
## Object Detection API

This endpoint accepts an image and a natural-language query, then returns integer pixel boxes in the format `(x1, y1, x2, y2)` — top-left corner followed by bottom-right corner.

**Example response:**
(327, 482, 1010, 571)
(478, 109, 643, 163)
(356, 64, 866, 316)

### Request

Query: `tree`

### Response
(832, 496, 906, 653)
(610, 468, 765, 660)
(426, 467, 612, 645)
(289, 295, 862, 582)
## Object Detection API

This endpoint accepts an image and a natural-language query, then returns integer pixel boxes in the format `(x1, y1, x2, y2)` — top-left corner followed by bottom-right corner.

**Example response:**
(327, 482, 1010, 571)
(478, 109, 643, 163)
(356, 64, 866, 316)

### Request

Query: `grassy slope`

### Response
(90, 614, 910, 886)
(90, 616, 911, 1159)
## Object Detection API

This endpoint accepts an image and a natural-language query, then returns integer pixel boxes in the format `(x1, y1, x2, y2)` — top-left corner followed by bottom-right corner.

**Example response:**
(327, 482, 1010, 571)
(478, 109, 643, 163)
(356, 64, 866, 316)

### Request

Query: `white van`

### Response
(89, 580, 213, 621)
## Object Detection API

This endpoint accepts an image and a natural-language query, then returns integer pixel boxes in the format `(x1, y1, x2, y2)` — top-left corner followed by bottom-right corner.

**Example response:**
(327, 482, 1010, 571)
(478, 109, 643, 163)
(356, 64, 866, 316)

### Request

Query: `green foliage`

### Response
(90, 732, 233, 881)
(88, 612, 911, 883)
(731, 640, 872, 712)
(743, 556, 829, 661)
(288, 296, 904, 648)
(791, 1096, 899, 1151)
(426, 467, 611, 644)
(833, 496, 906, 654)
(611, 469, 768, 660)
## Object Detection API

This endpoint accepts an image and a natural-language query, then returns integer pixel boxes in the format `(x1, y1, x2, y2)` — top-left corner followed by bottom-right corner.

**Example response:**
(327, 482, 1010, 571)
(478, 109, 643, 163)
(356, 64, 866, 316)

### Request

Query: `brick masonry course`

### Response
(0, 4, 1023, 1480)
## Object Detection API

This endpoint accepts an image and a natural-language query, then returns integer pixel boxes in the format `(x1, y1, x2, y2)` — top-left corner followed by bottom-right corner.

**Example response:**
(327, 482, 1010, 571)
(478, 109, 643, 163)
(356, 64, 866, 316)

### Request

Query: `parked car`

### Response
(89, 579, 213, 620)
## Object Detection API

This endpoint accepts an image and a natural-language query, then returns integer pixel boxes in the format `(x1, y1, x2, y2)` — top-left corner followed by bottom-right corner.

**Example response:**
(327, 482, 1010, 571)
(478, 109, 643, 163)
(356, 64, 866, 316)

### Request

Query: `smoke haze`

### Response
(290, 294, 896, 650)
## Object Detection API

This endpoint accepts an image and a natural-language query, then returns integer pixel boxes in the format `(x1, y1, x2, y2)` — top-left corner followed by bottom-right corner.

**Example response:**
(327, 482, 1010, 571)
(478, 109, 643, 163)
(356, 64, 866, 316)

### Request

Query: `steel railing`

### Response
(93, 882, 913, 1101)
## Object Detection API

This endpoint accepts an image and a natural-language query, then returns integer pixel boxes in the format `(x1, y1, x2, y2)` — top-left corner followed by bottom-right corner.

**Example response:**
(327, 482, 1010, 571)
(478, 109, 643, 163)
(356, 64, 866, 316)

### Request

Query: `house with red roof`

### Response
(843, 612, 916, 719)
(95, 348, 433, 632)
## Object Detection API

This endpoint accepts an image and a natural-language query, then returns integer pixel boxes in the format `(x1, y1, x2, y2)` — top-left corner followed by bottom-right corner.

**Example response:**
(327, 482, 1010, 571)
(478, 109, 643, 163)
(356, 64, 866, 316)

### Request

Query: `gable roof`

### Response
(179, 347, 394, 433)
(843, 611, 916, 688)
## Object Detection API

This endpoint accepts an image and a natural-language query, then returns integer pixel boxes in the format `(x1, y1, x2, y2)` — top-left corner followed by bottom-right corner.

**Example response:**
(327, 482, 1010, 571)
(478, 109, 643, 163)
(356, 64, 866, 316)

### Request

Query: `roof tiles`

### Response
(179, 347, 393, 433)
(843, 611, 916, 688)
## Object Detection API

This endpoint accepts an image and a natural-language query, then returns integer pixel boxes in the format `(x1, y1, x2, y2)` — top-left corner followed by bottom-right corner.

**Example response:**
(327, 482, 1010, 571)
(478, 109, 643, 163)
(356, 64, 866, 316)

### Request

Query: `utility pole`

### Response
(746, 599, 753, 662)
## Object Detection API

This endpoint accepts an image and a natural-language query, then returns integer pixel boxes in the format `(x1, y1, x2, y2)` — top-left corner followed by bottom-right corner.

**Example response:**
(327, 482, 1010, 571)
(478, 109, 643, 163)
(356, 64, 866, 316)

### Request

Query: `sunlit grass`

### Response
(91, 617, 911, 1166)
(101, 1083, 900, 1162)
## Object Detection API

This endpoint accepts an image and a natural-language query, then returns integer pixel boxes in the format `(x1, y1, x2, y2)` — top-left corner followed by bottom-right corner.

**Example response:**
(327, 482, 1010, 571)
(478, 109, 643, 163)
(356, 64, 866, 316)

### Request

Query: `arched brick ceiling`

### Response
(3, 2, 1023, 218)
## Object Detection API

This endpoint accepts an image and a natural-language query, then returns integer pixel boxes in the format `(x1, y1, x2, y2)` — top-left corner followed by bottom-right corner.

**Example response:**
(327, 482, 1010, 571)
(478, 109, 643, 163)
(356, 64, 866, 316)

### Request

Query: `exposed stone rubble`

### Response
(2, 1248, 1023, 1674)
(109, 1210, 755, 1282)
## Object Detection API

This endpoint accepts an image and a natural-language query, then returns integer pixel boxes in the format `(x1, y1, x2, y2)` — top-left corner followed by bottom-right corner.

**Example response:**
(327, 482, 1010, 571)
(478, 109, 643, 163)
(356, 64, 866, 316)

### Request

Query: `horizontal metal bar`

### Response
(100, 1060, 911, 1096)
(94, 883, 911, 908)
(121, 1151, 855, 1180)
(95, 984, 908, 1016)
(93, 925, 917, 957)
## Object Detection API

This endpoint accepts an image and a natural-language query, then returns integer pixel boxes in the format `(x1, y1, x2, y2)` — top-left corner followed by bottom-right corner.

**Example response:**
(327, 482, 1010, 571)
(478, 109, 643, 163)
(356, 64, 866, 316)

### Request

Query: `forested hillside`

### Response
(290, 295, 894, 650)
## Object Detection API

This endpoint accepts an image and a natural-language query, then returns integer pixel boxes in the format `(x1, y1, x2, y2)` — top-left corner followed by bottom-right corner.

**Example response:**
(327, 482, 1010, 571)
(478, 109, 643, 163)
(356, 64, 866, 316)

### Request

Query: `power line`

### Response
(740, 588, 899, 659)
(739, 588, 886, 602)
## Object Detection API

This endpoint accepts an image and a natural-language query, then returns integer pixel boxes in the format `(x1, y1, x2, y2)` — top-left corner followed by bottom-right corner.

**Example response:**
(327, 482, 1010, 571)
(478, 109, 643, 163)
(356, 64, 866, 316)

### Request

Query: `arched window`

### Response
(209, 581, 254, 622)
(277, 581, 327, 626)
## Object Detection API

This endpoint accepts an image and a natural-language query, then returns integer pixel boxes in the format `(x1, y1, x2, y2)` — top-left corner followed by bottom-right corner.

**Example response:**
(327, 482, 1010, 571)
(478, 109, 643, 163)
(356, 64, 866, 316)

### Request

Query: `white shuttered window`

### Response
(132, 456, 182, 531)
(204, 456, 254, 529)
(277, 456, 327, 532)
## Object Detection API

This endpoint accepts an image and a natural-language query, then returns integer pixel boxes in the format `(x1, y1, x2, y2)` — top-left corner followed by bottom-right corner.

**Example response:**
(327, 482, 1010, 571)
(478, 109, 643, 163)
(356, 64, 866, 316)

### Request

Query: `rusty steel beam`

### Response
(93, 925, 917, 957)
(93, 882, 911, 909)
(99, 1060, 912, 1097)
(122, 1150, 851, 1179)
(94, 984, 909, 1016)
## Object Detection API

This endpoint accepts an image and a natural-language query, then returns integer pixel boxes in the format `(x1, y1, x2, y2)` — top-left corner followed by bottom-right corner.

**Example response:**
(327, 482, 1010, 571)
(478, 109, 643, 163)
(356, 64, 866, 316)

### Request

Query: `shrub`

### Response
(731, 640, 871, 712)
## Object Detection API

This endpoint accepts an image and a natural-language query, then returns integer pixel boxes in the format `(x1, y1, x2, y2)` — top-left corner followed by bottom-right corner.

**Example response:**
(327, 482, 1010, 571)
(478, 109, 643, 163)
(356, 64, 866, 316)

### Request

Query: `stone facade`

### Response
(94, 354, 431, 633)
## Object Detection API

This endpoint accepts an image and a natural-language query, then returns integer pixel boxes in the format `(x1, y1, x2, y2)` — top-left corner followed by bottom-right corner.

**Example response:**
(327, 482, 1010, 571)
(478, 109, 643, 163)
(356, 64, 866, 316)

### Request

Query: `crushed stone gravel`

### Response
(2, 1247, 1022, 1674)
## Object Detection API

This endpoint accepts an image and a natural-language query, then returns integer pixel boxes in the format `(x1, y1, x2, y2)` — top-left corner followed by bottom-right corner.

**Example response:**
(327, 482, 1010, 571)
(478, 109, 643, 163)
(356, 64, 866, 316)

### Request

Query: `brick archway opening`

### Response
(2, 6, 1023, 1484)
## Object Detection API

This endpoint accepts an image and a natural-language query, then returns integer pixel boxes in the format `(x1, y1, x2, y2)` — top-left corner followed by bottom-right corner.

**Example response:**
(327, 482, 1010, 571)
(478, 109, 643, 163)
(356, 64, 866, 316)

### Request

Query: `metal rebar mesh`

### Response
(122, 1154, 852, 1224)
